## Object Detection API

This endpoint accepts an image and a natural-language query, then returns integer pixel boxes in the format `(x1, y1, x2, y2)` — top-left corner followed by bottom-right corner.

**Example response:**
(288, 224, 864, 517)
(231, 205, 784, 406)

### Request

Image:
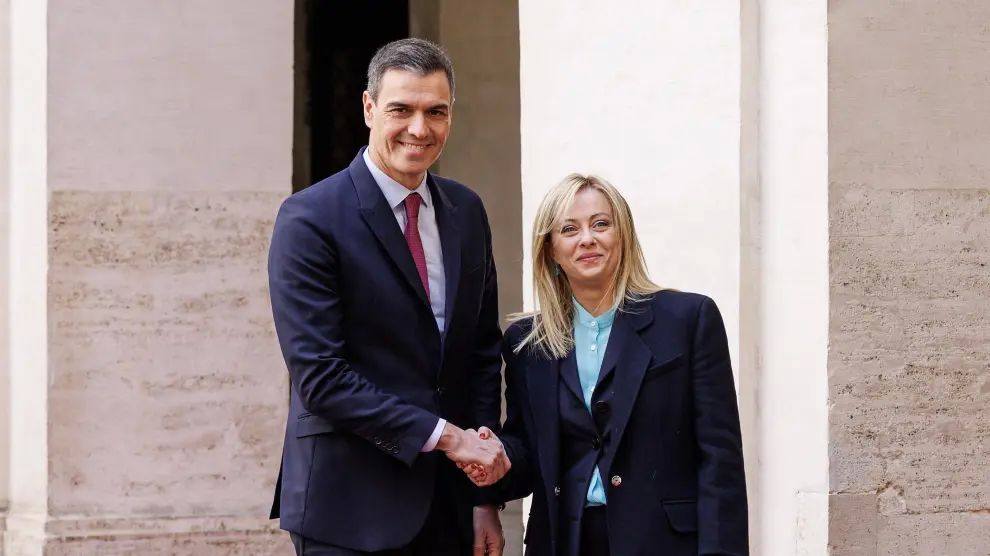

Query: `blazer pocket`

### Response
(643, 353, 685, 383)
(662, 499, 698, 533)
(295, 414, 336, 438)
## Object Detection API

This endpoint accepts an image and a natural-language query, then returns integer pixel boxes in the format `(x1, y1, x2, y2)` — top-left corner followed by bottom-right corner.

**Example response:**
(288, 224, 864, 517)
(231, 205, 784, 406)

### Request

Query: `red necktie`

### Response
(403, 193, 430, 302)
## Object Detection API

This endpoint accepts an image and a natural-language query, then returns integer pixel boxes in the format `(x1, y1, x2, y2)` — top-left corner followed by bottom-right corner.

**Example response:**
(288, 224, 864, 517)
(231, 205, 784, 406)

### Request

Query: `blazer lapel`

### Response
(350, 151, 430, 307)
(597, 301, 654, 479)
(559, 351, 584, 405)
(428, 174, 460, 338)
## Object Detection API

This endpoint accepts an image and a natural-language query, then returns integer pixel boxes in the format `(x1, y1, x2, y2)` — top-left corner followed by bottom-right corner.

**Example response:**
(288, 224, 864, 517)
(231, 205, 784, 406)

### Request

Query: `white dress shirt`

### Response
(362, 149, 447, 452)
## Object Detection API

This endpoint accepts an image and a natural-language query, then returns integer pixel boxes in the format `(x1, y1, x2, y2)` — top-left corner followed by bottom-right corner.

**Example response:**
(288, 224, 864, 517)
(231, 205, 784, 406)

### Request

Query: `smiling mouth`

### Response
(577, 254, 602, 262)
(398, 141, 431, 151)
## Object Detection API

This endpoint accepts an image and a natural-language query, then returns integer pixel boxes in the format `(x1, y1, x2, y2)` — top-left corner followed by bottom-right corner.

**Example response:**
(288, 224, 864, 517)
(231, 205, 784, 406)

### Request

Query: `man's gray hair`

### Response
(366, 38, 455, 102)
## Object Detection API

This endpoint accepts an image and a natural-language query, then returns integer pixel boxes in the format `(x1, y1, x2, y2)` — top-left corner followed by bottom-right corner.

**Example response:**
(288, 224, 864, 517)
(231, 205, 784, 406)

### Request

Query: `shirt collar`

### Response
(363, 148, 432, 211)
(572, 297, 618, 328)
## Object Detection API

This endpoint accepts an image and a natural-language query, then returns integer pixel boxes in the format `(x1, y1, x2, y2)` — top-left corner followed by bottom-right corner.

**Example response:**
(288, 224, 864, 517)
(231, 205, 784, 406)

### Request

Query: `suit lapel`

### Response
(428, 174, 460, 338)
(350, 151, 430, 307)
(597, 301, 654, 478)
(559, 351, 583, 404)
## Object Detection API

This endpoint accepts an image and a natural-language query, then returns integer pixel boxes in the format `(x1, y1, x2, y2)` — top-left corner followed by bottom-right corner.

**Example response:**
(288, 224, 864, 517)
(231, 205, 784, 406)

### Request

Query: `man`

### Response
(268, 39, 509, 555)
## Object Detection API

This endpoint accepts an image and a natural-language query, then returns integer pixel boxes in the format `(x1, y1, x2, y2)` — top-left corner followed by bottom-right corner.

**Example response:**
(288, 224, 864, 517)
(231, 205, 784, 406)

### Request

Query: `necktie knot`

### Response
(404, 193, 422, 221)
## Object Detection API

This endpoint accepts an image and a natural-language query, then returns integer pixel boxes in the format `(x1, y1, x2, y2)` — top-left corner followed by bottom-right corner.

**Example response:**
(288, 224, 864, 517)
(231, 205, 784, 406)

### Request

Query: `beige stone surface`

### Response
(829, 188, 990, 524)
(829, 1, 990, 190)
(46, 0, 292, 192)
(830, 177, 990, 502)
(48, 191, 286, 517)
(829, 2, 990, 552)
(434, 0, 523, 324)
(42, 527, 292, 556)
(827, 493, 878, 556)
(877, 512, 990, 556)
(1, 1, 296, 552)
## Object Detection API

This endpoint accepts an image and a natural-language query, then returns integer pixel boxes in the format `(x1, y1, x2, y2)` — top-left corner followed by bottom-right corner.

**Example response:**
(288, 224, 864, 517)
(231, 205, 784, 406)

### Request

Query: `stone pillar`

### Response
(759, 1, 830, 554)
(518, 0, 764, 547)
(517, 1, 833, 554)
(6, 0, 50, 552)
(5, 1, 294, 553)
(828, 1, 990, 554)
(0, 0, 10, 548)
(433, 0, 523, 328)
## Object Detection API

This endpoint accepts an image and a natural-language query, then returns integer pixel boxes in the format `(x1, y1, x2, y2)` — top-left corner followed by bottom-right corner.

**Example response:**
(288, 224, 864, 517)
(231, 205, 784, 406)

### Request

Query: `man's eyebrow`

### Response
(383, 101, 450, 110)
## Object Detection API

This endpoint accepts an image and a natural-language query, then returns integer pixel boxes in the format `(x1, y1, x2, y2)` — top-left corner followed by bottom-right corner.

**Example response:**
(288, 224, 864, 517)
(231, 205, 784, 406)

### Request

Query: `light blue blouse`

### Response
(572, 299, 617, 507)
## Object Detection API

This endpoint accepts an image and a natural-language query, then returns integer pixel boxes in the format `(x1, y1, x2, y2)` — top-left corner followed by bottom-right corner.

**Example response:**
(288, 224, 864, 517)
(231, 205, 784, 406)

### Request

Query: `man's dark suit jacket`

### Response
(267, 149, 502, 551)
(498, 291, 748, 556)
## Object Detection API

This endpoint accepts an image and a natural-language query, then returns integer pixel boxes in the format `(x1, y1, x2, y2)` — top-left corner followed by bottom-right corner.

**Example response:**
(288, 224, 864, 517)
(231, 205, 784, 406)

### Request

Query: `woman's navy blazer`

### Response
(498, 291, 748, 556)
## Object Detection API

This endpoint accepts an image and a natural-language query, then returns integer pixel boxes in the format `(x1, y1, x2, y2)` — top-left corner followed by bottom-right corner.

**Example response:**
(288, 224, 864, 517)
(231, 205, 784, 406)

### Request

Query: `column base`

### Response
(3, 514, 292, 556)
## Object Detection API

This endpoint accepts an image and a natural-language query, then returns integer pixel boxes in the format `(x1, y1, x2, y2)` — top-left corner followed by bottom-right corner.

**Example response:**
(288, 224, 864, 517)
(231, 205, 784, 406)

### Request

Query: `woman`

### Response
(478, 175, 747, 555)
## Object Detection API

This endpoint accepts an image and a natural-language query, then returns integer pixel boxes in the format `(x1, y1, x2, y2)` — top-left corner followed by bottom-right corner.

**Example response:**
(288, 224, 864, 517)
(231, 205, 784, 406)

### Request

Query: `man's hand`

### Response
(458, 427, 511, 487)
(473, 505, 504, 556)
(436, 424, 511, 485)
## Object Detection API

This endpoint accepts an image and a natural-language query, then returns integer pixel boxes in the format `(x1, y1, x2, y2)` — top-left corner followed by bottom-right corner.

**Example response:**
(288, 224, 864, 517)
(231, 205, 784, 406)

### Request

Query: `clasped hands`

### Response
(437, 423, 510, 487)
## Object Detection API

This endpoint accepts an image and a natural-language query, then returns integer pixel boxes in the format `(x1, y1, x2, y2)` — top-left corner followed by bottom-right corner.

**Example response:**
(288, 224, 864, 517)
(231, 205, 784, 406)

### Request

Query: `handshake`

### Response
(436, 423, 511, 487)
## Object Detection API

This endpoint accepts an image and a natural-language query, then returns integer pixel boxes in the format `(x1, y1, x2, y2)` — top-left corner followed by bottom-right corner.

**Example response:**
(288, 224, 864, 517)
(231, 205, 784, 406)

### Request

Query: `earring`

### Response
(553, 264, 561, 277)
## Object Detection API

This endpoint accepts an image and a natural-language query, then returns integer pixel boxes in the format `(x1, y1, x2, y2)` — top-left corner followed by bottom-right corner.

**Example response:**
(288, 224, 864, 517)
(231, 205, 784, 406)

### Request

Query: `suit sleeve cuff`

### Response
(421, 418, 446, 452)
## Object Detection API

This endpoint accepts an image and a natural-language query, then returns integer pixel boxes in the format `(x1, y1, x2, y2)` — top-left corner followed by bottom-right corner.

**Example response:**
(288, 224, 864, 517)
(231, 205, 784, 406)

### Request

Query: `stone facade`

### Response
(2, 1, 988, 555)
(828, 2, 990, 553)
(4, 0, 294, 553)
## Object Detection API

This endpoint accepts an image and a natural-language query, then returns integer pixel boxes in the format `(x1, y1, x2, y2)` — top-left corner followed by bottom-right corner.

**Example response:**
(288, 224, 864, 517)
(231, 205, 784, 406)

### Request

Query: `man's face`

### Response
(363, 69, 452, 190)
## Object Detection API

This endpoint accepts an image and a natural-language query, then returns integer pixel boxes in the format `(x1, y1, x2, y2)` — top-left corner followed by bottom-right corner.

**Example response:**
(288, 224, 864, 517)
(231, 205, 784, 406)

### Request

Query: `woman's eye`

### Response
(593, 220, 610, 229)
(560, 225, 577, 234)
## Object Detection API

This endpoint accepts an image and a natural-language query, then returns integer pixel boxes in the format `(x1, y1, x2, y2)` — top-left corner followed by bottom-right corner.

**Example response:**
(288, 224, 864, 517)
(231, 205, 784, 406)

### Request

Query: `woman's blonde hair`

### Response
(509, 174, 662, 358)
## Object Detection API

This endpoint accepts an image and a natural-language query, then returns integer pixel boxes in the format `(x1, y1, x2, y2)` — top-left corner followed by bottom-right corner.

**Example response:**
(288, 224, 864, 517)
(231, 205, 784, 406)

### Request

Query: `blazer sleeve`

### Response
(268, 197, 439, 467)
(468, 204, 503, 432)
(691, 296, 749, 555)
(495, 328, 536, 503)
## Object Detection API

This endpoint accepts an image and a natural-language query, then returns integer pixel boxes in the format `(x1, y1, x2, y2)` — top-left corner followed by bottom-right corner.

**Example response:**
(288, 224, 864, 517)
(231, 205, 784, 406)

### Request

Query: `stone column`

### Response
(518, 0, 765, 547)
(0, 0, 10, 548)
(6, 0, 50, 552)
(5, 1, 294, 553)
(828, 2, 990, 554)
(758, 1, 830, 554)
(517, 1, 834, 554)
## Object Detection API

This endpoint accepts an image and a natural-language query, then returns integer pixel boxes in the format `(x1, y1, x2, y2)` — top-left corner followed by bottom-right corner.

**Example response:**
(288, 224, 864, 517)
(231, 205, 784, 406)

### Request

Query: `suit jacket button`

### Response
(592, 436, 602, 450)
(610, 475, 622, 487)
(554, 486, 561, 496)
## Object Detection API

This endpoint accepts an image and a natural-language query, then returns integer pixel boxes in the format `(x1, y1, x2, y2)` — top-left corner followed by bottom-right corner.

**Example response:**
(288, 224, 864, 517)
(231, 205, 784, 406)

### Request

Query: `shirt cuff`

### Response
(421, 418, 446, 452)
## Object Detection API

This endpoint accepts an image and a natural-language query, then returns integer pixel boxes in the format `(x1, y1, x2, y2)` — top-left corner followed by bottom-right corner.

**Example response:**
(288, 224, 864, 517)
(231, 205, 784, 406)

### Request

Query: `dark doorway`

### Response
(294, 1, 410, 191)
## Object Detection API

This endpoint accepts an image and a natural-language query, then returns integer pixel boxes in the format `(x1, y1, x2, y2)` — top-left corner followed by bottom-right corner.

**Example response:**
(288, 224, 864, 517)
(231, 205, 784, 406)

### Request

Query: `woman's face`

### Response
(550, 188, 620, 292)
